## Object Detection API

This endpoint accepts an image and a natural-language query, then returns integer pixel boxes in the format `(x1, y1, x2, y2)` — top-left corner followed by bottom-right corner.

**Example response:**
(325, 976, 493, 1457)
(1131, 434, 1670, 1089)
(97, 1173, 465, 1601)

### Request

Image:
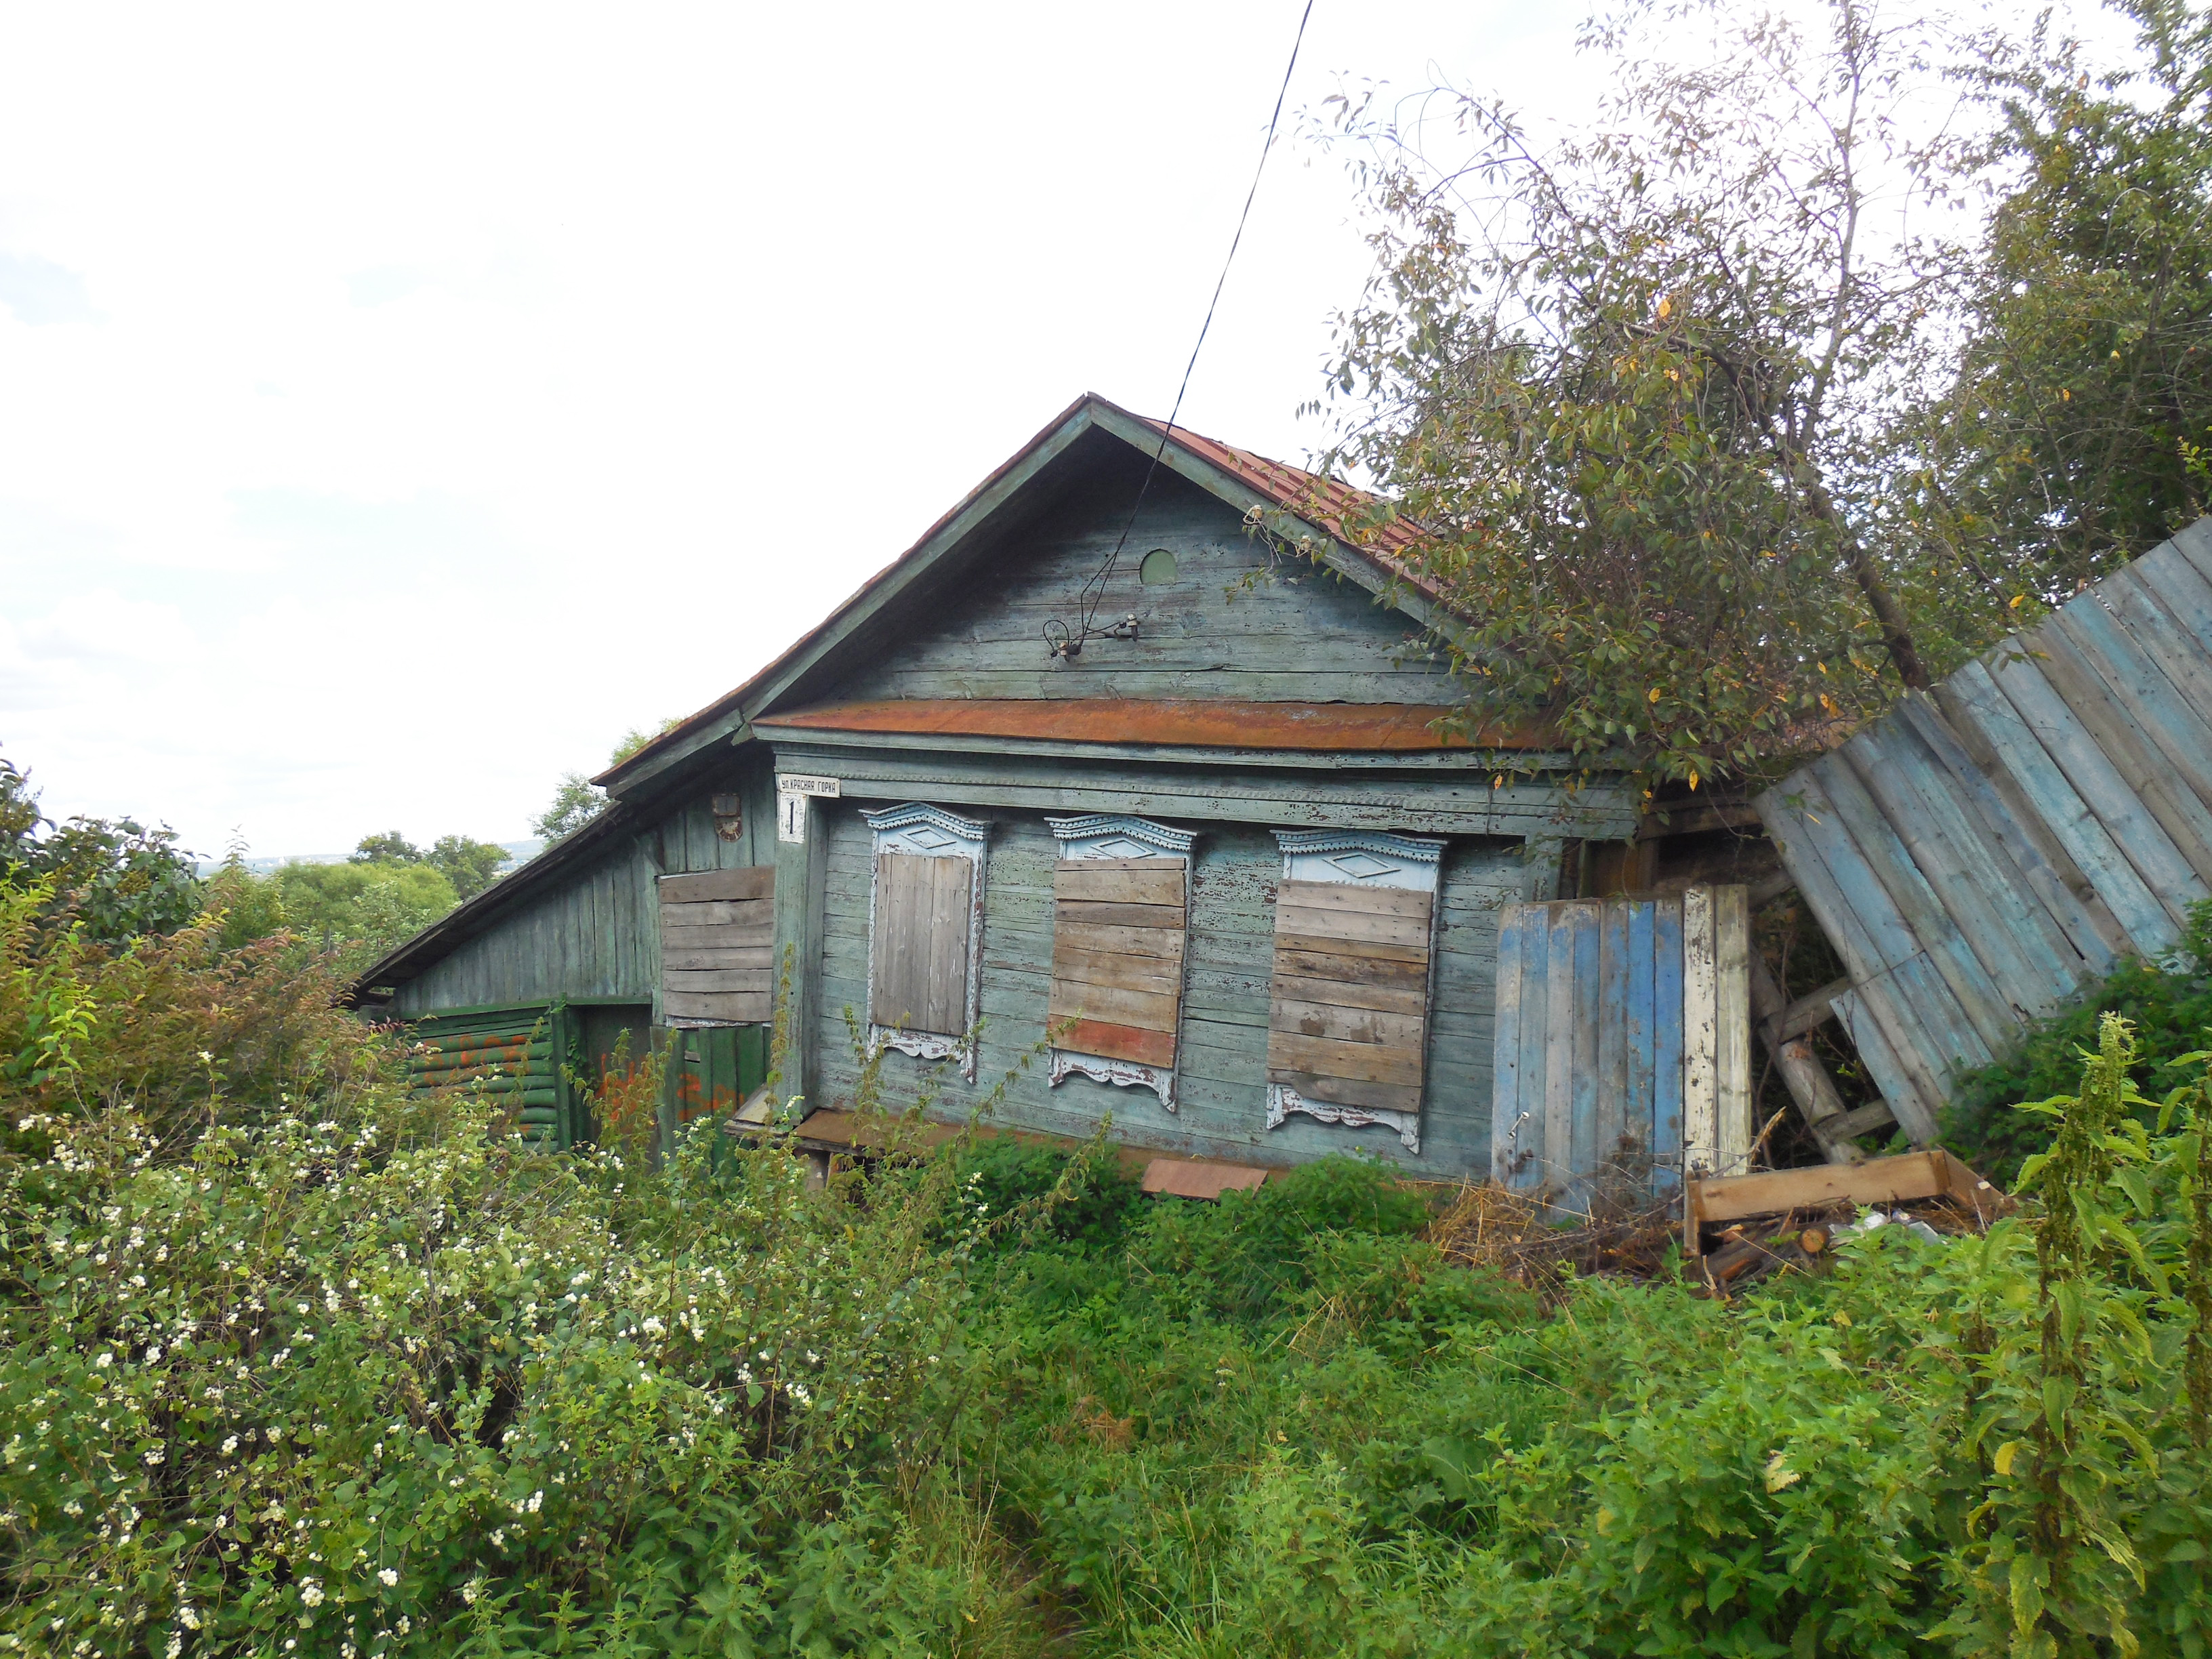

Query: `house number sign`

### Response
(775, 774, 840, 844)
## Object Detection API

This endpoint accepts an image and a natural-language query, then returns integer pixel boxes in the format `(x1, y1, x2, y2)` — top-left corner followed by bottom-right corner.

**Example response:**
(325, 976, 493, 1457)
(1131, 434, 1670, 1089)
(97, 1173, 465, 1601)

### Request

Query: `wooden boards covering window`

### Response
(659, 866, 775, 1024)
(869, 853, 974, 1037)
(1048, 857, 1187, 1069)
(1490, 885, 1751, 1195)
(1267, 880, 1435, 1125)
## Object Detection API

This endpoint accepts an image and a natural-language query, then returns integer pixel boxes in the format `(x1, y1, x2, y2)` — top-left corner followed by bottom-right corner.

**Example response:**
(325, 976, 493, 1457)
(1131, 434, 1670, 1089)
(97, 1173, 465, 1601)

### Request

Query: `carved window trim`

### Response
(1044, 814, 1197, 1112)
(1266, 828, 1446, 1153)
(862, 802, 990, 1080)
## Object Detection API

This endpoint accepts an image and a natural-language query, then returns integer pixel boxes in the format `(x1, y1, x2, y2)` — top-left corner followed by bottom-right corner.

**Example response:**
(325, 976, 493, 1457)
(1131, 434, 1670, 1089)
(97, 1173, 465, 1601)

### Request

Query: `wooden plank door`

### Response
(1492, 885, 1750, 1194)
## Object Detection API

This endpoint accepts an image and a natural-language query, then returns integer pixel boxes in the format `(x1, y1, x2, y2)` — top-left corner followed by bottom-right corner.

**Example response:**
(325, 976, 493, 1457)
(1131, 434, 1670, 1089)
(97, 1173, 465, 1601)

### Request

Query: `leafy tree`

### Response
(346, 830, 507, 901)
(0, 747, 201, 943)
(424, 833, 510, 901)
(1309, 0, 2212, 792)
(274, 860, 457, 974)
(532, 719, 683, 843)
(349, 830, 423, 865)
(1904, 0, 2212, 605)
(200, 836, 289, 953)
(531, 773, 605, 842)
(1309, 0, 1974, 790)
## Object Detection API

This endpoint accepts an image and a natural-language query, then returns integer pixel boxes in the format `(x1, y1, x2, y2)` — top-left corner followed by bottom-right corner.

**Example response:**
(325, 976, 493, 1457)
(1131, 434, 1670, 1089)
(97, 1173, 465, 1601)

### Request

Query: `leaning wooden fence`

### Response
(1491, 884, 1753, 1195)
(1756, 515, 2212, 1137)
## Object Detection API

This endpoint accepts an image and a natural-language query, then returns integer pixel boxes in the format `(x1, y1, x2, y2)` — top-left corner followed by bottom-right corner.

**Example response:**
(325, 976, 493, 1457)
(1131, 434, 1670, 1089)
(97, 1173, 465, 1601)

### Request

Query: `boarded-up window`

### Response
(869, 853, 972, 1036)
(1042, 814, 1197, 1110)
(1265, 830, 1446, 1153)
(659, 866, 774, 1024)
(861, 802, 991, 1076)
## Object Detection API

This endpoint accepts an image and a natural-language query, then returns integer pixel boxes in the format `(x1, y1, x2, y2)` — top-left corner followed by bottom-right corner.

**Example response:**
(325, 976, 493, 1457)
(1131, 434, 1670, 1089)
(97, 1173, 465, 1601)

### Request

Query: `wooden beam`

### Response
(1748, 954, 1865, 1165)
(1761, 976, 1850, 1046)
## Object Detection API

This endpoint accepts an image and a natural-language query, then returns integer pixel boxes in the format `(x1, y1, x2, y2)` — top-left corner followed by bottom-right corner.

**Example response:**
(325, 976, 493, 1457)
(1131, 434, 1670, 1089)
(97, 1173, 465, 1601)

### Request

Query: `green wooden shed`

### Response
(352, 394, 1647, 1179)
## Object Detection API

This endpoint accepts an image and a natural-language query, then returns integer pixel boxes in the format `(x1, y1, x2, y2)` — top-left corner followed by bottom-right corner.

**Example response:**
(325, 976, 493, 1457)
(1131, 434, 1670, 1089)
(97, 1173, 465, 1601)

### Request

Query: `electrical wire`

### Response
(1045, 0, 1316, 657)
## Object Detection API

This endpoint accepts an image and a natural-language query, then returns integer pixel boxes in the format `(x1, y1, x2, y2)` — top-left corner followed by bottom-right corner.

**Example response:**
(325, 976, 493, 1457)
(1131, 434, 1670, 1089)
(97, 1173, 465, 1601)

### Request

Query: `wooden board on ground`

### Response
(1141, 1157, 1271, 1200)
(1686, 1148, 2009, 1231)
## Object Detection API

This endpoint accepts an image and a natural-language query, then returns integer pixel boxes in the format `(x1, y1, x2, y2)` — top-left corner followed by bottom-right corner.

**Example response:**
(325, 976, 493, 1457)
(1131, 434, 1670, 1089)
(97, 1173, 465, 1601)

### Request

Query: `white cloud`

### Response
(0, 0, 2104, 855)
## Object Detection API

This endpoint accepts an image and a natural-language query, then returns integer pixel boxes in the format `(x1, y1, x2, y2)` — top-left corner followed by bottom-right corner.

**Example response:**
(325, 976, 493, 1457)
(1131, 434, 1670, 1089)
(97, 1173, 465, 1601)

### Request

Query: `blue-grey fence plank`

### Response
(1492, 906, 1528, 1181)
(1489, 891, 1725, 1195)
(1848, 715, 2078, 1015)
(1895, 691, 2126, 975)
(1813, 749, 2018, 1052)
(1569, 903, 1602, 1181)
(1985, 650, 2206, 924)
(1755, 516, 2212, 1136)
(1516, 907, 1552, 1184)
(2034, 617, 2212, 885)
(1651, 902, 1685, 1191)
(2060, 589, 2212, 809)
(1950, 658, 2173, 954)
(1596, 901, 1630, 1161)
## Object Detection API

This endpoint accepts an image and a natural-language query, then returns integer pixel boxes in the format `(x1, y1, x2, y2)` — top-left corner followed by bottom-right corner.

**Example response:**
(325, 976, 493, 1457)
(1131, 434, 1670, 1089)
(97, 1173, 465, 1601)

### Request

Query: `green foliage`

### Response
(0, 882, 1021, 1657)
(1312, 1, 1964, 791)
(1942, 899, 2212, 1184)
(1910, 0, 2212, 602)
(0, 749, 202, 945)
(950, 1139, 1143, 1252)
(426, 836, 509, 903)
(274, 861, 459, 976)
(351, 832, 510, 903)
(352, 831, 424, 865)
(535, 721, 684, 844)
(1311, 1, 2212, 792)
(9, 861, 2212, 1655)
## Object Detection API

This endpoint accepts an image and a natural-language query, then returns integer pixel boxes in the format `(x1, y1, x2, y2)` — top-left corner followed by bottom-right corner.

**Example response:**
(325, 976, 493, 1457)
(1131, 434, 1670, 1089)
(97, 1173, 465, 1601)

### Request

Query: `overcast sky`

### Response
(0, 1, 2094, 858)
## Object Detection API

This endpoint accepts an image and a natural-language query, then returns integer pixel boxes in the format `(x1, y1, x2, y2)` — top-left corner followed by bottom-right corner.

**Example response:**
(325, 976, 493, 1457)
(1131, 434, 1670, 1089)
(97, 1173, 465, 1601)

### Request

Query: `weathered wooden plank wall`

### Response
(811, 806, 1525, 1175)
(389, 762, 776, 1019)
(1755, 516, 2212, 1134)
(1490, 886, 1752, 1195)
(839, 469, 1458, 706)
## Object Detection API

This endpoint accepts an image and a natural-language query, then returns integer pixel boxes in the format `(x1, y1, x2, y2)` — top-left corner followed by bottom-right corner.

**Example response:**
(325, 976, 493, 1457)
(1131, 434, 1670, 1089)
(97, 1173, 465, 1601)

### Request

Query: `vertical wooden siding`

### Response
(814, 807, 1523, 1175)
(390, 762, 775, 1020)
(1490, 887, 1751, 1193)
(1754, 517, 2212, 1137)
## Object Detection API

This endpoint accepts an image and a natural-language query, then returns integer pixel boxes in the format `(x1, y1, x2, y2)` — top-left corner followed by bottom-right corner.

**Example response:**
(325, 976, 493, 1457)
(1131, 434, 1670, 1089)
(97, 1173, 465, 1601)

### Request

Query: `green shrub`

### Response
(950, 1137, 1143, 1252)
(1944, 899, 2212, 1184)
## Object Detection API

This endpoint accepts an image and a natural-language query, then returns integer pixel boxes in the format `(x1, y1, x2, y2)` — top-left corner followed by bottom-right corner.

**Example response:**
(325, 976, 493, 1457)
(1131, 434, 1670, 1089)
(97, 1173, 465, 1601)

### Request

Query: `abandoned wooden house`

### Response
(352, 392, 1775, 1186)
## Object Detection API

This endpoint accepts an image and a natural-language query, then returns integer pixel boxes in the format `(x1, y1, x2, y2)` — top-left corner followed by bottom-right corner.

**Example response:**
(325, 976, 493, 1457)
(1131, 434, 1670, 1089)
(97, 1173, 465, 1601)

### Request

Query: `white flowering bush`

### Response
(0, 881, 1002, 1656)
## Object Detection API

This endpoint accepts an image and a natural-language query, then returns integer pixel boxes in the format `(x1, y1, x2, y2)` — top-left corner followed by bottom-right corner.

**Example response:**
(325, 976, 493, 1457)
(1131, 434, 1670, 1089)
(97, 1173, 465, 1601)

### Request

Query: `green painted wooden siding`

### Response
(405, 1004, 583, 1147)
(834, 470, 1457, 706)
(811, 804, 1525, 1176)
(389, 763, 777, 1020)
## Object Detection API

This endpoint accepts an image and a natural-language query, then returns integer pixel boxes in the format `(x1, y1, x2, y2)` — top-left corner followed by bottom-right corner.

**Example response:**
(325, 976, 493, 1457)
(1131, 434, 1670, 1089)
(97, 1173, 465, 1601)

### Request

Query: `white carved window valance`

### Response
(1265, 829, 1446, 1153)
(863, 802, 990, 1080)
(1044, 815, 1195, 1111)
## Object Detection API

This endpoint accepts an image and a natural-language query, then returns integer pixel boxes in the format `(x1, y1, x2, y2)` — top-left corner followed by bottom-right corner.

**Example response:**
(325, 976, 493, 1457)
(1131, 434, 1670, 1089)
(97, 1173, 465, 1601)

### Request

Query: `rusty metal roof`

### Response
(756, 698, 1543, 751)
(1132, 416, 1433, 588)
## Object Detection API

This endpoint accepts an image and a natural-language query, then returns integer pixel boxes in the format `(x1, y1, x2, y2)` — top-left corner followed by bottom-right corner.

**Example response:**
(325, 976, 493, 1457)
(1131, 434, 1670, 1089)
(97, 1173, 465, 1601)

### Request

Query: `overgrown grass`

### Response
(6, 871, 2212, 1656)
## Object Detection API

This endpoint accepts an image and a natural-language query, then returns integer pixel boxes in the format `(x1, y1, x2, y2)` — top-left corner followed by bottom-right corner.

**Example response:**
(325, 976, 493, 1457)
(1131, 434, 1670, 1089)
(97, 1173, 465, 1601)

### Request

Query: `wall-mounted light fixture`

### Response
(710, 793, 743, 841)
